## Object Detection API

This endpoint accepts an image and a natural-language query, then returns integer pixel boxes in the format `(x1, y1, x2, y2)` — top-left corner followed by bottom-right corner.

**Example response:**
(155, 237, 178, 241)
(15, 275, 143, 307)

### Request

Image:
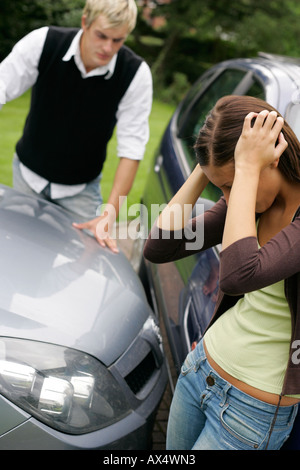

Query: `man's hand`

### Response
(73, 210, 119, 253)
(73, 158, 139, 253)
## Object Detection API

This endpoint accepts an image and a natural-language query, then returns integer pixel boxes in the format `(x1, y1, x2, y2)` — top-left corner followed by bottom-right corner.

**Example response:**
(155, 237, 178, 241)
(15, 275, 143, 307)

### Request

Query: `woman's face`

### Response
(201, 161, 282, 213)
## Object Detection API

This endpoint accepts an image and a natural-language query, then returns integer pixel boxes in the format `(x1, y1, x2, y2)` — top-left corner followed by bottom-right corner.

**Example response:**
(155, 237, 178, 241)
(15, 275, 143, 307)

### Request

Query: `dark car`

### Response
(0, 185, 168, 450)
(139, 53, 300, 449)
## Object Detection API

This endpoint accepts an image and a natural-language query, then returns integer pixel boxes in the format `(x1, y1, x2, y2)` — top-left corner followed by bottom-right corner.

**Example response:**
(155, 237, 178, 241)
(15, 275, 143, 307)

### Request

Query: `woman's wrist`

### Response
(222, 162, 259, 249)
(234, 161, 261, 178)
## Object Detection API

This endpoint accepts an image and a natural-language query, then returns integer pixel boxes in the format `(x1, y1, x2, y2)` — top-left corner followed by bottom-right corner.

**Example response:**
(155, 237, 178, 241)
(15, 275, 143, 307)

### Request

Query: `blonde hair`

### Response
(83, 0, 137, 32)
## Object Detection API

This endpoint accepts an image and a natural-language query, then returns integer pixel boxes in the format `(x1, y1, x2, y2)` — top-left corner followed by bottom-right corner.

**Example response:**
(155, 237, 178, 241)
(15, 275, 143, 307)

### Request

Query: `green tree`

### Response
(35, 0, 85, 28)
(147, 0, 300, 101)
(0, 0, 84, 60)
(0, 0, 46, 59)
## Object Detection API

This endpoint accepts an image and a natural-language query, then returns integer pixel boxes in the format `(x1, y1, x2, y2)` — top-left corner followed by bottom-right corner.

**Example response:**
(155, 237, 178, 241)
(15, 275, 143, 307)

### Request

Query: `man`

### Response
(0, 0, 152, 252)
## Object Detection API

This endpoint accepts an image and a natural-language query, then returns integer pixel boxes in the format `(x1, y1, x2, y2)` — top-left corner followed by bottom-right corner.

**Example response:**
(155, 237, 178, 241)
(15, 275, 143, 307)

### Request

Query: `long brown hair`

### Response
(194, 95, 300, 183)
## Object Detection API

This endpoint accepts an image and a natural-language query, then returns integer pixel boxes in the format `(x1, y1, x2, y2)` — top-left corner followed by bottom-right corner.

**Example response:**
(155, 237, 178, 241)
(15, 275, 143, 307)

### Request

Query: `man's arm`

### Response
(105, 157, 140, 217)
(116, 61, 152, 160)
(73, 157, 139, 252)
(73, 61, 152, 251)
(73, 60, 152, 251)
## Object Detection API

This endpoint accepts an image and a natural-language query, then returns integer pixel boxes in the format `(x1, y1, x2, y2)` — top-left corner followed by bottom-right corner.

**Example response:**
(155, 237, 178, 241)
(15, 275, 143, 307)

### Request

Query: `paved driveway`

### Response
(118, 223, 176, 450)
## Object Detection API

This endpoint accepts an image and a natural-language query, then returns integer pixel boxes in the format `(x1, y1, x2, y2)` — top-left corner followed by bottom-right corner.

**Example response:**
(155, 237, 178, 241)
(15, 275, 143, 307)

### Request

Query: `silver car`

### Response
(0, 185, 167, 449)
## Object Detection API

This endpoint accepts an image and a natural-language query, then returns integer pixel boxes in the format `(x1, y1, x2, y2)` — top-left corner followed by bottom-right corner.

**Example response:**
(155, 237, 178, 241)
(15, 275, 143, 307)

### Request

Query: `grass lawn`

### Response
(0, 90, 174, 219)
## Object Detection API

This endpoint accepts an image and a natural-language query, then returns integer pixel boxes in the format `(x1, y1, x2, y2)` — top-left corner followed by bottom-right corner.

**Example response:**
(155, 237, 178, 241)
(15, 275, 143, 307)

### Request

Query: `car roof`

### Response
(210, 53, 300, 125)
(254, 53, 300, 85)
(218, 52, 300, 73)
(218, 53, 300, 90)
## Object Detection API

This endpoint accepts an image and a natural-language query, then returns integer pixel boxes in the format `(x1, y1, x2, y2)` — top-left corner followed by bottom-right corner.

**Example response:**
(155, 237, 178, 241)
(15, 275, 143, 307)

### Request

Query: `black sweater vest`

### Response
(16, 26, 143, 184)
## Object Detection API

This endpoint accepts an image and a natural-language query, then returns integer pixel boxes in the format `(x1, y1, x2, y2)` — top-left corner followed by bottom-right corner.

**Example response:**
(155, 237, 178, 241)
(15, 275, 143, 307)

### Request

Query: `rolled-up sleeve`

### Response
(116, 61, 152, 160)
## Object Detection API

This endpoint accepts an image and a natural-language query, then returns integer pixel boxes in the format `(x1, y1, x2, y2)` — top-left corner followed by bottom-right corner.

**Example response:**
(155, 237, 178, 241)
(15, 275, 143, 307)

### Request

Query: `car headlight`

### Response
(0, 337, 131, 434)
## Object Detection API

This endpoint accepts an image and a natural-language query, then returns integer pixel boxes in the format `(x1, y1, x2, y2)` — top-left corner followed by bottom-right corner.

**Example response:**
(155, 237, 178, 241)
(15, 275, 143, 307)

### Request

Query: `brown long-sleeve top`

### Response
(143, 197, 300, 395)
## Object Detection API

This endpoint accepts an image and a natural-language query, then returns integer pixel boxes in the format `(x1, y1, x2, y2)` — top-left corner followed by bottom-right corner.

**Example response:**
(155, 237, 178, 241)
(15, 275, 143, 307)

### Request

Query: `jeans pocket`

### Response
(220, 404, 263, 450)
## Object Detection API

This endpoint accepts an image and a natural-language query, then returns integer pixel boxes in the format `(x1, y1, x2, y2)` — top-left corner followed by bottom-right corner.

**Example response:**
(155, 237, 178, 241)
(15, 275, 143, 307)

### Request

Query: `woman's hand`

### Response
(222, 110, 287, 250)
(234, 110, 288, 173)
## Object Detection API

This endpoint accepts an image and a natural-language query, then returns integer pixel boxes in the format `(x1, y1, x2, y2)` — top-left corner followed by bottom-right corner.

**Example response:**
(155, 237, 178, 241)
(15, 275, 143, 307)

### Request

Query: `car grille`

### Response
(125, 351, 156, 395)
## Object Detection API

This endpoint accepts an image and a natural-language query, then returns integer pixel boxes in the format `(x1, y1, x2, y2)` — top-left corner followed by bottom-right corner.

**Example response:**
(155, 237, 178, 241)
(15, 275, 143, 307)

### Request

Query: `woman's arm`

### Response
(143, 164, 212, 263)
(219, 215, 300, 294)
(143, 195, 227, 264)
(222, 110, 287, 250)
(157, 164, 209, 230)
(218, 109, 299, 295)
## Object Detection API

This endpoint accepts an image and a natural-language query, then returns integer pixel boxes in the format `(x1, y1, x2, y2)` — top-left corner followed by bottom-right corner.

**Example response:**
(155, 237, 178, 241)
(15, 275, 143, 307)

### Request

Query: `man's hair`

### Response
(83, 0, 137, 32)
(194, 95, 300, 183)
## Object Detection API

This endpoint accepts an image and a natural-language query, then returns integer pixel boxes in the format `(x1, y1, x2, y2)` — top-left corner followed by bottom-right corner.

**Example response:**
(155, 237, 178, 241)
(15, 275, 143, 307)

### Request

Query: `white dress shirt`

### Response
(0, 27, 152, 198)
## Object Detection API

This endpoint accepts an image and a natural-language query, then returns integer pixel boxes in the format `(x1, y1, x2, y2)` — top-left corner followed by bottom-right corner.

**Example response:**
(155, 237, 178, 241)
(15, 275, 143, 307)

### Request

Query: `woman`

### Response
(143, 95, 300, 450)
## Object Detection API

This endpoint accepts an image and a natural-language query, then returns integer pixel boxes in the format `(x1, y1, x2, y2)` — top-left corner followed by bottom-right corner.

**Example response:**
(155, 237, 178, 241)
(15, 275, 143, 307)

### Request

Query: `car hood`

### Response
(0, 185, 150, 366)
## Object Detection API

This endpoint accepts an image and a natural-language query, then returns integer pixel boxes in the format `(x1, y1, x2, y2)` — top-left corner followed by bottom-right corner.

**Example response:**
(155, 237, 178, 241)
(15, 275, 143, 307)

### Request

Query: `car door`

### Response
(143, 65, 266, 374)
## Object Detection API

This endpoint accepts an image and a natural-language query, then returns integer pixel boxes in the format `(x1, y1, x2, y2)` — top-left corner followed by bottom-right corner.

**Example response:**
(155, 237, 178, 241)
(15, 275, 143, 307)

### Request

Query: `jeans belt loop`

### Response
(220, 382, 231, 407)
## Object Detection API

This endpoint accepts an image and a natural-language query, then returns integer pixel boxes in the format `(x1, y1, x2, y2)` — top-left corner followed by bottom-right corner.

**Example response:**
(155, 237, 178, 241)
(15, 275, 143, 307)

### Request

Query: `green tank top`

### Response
(205, 278, 300, 398)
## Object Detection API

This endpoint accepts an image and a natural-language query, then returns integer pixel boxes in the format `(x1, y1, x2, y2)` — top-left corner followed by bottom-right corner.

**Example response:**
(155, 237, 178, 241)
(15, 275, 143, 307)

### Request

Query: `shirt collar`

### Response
(62, 29, 116, 79)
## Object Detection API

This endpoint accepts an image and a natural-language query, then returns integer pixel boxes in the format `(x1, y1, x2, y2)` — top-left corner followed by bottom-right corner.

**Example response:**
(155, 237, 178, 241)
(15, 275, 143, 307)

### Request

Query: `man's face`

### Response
(80, 14, 129, 72)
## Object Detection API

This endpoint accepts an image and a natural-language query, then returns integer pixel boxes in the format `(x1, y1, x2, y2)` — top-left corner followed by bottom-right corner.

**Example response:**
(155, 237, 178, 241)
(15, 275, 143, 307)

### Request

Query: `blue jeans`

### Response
(13, 155, 102, 221)
(167, 339, 298, 450)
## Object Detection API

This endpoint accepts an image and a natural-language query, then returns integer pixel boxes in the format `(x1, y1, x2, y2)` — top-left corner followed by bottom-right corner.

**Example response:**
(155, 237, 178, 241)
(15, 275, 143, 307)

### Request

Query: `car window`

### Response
(246, 79, 265, 101)
(178, 69, 265, 167)
(178, 69, 247, 149)
(177, 69, 217, 129)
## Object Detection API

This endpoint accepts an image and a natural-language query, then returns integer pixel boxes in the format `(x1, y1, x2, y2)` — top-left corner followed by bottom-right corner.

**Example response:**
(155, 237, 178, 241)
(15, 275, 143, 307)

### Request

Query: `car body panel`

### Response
(0, 392, 156, 450)
(0, 185, 150, 366)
